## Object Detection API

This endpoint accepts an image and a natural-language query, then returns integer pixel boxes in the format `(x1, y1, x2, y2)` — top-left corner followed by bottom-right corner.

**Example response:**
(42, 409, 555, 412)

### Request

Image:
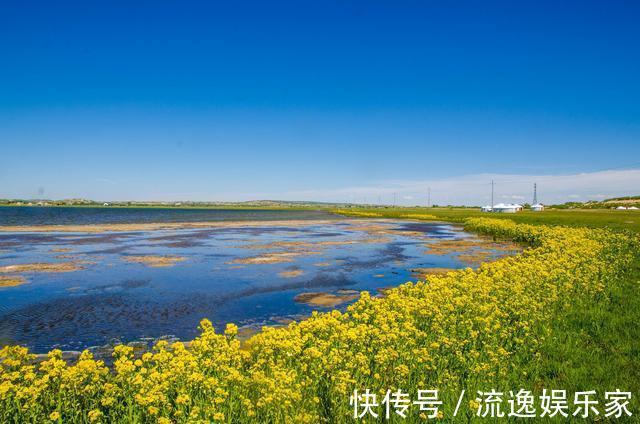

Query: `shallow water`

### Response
(0, 206, 338, 226)
(0, 211, 519, 353)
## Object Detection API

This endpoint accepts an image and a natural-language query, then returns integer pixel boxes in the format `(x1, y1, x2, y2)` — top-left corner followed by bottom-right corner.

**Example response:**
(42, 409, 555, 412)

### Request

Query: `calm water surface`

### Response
(0, 206, 338, 226)
(0, 208, 516, 353)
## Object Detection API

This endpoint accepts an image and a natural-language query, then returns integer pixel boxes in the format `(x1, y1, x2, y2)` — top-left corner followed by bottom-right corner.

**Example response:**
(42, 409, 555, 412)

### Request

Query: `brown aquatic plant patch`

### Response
(123, 255, 186, 268)
(424, 237, 522, 257)
(355, 236, 393, 245)
(423, 238, 486, 255)
(0, 275, 28, 288)
(347, 222, 416, 243)
(346, 222, 391, 233)
(293, 291, 359, 308)
(55, 254, 82, 260)
(231, 251, 321, 265)
(0, 262, 85, 274)
(278, 269, 305, 278)
(240, 241, 313, 250)
(242, 240, 354, 250)
(336, 289, 359, 295)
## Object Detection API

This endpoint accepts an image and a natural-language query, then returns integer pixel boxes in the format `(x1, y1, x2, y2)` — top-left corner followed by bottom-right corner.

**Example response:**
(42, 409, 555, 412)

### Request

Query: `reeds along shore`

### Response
(1, 218, 638, 422)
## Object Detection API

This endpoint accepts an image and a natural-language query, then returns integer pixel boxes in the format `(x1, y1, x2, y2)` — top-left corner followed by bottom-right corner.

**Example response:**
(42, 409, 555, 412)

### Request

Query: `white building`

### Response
(531, 203, 544, 212)
(615, 206, 627, 210)
(628, 206, 639, 210)
(481, 203, 524, 213)
(492, 203, 523, 213)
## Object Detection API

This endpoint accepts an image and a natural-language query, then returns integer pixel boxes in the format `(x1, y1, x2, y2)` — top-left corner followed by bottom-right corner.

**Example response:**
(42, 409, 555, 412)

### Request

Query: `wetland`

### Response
(0, 207, 520, 354)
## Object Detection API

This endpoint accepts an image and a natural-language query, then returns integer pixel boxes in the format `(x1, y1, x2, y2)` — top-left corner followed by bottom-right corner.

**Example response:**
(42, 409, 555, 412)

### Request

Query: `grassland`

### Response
(335, 207, 640, 421)
(334, 206, 640, 233)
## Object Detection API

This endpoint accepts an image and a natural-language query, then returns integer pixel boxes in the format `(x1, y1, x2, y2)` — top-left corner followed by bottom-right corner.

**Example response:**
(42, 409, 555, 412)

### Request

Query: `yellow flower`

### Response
(88, 409, 102, 422)
(224, 323, 238, 338)
(176, 393, 190, 405)
(49, 411, 60, 421)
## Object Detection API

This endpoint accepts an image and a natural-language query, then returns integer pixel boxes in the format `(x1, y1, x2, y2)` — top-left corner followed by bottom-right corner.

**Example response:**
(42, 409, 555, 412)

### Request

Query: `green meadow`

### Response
(336, 206, 640, 233)
(335, 207, 640, 421)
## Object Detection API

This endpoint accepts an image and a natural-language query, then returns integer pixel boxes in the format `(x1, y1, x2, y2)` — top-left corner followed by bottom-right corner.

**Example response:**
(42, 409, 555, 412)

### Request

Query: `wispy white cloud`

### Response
(283, 169, 640, 206)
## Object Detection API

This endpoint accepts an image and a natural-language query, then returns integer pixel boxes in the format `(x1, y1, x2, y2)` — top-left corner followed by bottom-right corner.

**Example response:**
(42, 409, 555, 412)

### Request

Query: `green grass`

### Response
(335, 206, 640, 233)
(538, 260, 640, 412)
(336, 207, 640, 420)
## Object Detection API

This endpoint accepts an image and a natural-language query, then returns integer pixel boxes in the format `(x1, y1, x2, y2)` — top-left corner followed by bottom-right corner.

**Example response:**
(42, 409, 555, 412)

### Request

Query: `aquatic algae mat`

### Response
(122, 255, 186, 268)
(0, 276, 28, 288)
(0, 262, 86, 273)
(293, 290, 359, 307)
(1, 218, 637, 422)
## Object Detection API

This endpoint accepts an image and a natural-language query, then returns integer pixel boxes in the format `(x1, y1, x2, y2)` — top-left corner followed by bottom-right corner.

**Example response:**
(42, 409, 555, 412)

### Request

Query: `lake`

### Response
(0, 207, 519, 354)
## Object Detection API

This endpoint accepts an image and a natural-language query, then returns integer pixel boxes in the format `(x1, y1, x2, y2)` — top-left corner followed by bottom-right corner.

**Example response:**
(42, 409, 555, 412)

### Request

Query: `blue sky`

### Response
(1, 1, 639, 204)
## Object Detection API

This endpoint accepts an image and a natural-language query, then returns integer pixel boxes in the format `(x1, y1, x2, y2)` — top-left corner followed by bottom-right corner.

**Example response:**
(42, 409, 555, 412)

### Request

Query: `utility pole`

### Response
(491, 180, 495, 208)
(533, 183, 538, 205)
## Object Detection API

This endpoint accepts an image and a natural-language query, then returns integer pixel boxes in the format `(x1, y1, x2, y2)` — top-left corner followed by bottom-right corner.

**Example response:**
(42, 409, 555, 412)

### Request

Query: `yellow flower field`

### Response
(1, 218, 637, 422)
